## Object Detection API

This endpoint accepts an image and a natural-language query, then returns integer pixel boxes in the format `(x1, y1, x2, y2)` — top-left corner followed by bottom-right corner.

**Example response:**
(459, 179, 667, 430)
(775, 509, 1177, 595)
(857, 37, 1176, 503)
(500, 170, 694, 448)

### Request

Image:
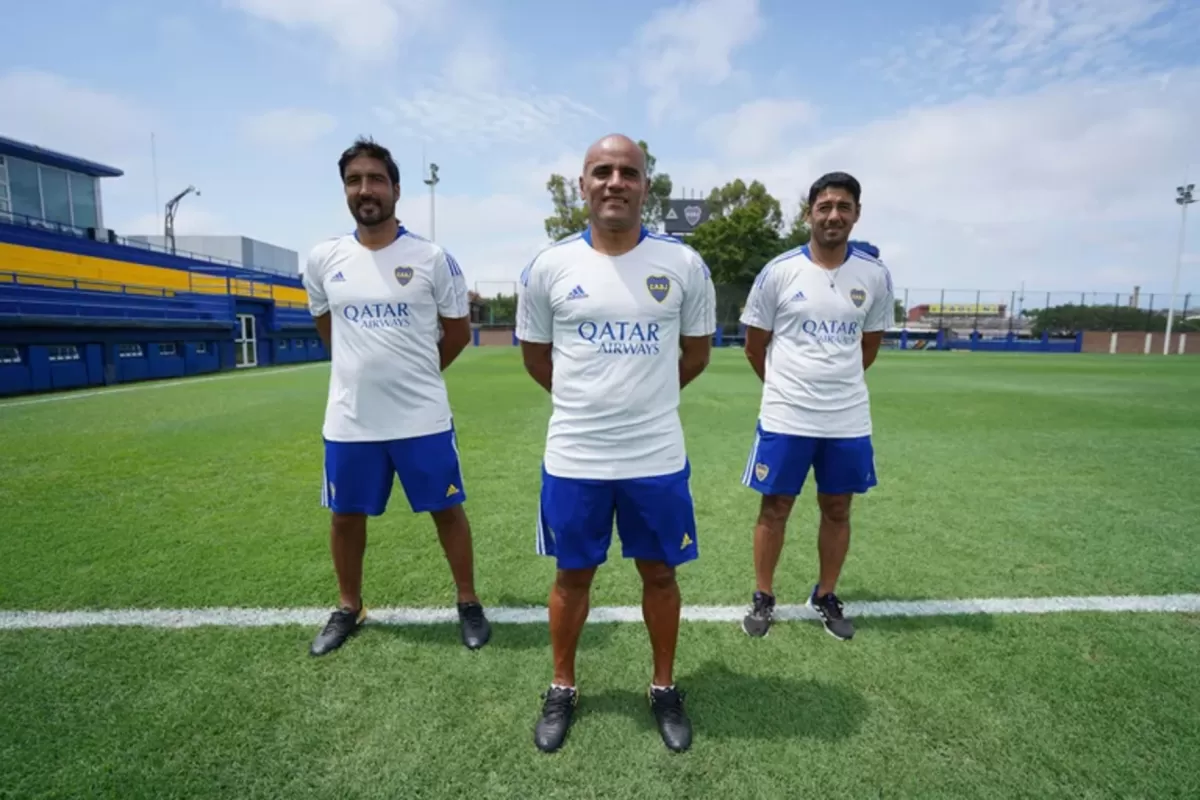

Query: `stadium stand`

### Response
(0, 135, 326, 397)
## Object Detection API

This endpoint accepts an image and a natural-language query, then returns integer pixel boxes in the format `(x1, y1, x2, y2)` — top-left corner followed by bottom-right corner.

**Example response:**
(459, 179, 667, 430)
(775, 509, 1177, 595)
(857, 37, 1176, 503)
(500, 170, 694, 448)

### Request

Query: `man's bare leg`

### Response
(430, 504, 490, 649)
(309, 512, 368, 657)
(534, 567, 596, 753)
(430, 505, 479, 604)
(636, 560, 680, 687)
(637, 558, 692, 752)
(742, 494, 796, 637)
(815, 493, 852, 597)
(549, 567, 596, 687)
(808, 492, 855, 640)
(330, 512, 367, 611)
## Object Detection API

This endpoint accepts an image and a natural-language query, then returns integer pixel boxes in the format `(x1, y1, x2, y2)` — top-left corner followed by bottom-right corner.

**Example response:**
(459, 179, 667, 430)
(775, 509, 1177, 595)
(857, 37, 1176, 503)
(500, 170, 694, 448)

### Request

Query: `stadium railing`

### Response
(0, 270, 235, 327)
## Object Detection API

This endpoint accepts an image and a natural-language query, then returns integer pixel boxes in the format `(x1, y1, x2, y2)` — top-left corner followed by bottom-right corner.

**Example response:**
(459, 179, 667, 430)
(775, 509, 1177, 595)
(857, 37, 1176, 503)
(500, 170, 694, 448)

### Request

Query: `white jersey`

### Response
(739, 245, 894, 438)
(301, 226, 470, 443)
(516, 228, 717, 480)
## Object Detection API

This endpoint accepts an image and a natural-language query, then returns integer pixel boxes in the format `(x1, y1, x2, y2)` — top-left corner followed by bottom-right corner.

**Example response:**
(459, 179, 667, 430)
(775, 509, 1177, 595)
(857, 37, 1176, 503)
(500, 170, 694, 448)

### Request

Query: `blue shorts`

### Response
(742, 421, 877, 497)
(322, 427, 466, 516)
(536, 462, 699, 571)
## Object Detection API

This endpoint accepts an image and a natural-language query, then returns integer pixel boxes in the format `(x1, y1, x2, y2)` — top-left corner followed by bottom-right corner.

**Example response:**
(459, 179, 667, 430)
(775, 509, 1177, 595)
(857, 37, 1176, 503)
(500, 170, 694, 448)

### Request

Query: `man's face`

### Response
(579, 142, 647, 231)
(343, 155, 397, 226)
(808, 187, 860, 248)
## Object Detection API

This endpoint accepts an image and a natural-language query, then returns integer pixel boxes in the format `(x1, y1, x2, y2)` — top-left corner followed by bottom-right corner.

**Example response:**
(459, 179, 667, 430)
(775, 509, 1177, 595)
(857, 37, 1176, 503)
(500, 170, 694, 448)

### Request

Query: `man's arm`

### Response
(514, 256, 555, 391)
(861, 331, 883, 370)
(743, 325, 772, 382)
(301, 244, 332, 355)
(438, 316, 472, 371)
(739, 265, 781, 381)
(678, 253, 718, 389)
(521, 342, 553, 393)
(860, 262, 895, 372)
(679, 335, 710, 389)
(314, 312, 332, 352)
(432, 249, 472, 372)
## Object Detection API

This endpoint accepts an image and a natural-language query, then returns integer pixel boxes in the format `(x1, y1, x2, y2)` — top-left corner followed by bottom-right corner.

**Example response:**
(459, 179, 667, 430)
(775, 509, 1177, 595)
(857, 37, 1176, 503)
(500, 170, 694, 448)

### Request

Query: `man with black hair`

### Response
(300, 136, 491, 656)
(738, 171, 894, 642)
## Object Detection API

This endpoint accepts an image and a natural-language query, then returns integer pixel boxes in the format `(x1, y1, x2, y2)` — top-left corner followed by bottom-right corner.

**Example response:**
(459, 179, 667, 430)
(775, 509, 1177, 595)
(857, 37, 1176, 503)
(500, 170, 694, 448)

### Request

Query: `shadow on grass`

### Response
(578, 661, 867, 743)
(375, 617, 619, 652)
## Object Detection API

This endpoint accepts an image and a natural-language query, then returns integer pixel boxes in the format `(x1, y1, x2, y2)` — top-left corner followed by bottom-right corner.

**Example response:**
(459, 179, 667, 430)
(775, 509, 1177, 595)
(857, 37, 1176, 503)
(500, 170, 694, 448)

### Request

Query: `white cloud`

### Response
(0, 69, 154, 165)
(394, 190, 550, 295)
(683, 69, 1200, 298)
(117, 208, 228, 239)
(242, 108, 336, 147)
(440, 28, 505, 93)
(877, 0, 1196, 100)
(0, 69, 171, 233)
(373, 87, 601, 151)
(631, 0, 764, 124)
(225, 0, 443, 65)
(699, 99, 817, 162)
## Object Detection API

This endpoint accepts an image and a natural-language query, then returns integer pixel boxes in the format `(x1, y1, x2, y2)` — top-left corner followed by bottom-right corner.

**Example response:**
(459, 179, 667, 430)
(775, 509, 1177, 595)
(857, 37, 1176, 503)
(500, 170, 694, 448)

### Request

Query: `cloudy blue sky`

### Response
(4, 0, 1200, 305)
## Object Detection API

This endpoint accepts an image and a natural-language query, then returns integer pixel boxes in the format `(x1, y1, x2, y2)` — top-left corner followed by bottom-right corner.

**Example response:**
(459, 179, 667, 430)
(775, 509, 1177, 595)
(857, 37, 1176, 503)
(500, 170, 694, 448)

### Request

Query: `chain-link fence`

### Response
(710, 284, 1196, 334)
(467, 282, 1198, 353)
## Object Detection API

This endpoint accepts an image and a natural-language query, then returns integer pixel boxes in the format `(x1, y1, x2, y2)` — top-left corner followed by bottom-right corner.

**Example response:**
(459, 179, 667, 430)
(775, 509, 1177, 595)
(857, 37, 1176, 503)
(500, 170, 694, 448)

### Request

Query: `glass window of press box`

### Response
(0, 154, 99, 229)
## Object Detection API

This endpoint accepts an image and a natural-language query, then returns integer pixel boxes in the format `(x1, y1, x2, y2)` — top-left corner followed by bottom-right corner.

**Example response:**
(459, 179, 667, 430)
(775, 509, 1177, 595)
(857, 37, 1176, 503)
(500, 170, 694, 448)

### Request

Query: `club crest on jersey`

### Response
(394, 266, 414, 286)
(754, 463, 769, 481)
(850, 288, 867, 308)
(646, 275, 671, 303)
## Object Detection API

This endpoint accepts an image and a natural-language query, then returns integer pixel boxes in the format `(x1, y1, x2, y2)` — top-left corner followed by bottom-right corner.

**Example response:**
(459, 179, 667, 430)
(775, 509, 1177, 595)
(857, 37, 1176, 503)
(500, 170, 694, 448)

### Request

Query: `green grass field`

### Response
(1, 349, 1199, 799)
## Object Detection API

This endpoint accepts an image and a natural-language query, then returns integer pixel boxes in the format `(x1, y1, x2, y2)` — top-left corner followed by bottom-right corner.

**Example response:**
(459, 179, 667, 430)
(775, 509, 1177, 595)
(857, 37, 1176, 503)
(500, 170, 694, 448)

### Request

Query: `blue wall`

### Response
(0, 278, 326, 398)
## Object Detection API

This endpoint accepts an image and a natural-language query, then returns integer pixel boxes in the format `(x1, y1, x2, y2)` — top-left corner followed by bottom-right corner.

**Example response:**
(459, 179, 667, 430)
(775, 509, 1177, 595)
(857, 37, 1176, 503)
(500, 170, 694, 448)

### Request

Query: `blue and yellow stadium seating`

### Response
(0, 213, 326, 397)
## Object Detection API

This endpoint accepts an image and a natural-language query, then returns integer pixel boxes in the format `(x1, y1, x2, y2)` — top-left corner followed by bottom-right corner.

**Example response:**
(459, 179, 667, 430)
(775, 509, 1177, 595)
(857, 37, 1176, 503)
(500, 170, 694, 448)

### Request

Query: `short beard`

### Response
(353, 202, 392, 227)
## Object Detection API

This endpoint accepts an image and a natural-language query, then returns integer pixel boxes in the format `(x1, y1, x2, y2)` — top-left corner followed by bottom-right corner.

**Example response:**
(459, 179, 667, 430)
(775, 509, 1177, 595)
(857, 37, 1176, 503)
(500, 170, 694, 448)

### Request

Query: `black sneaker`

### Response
(649, 685, 692, 752)
(807, 586, 854, 640)
(457, 601, 491, 650)
(309, 603, 367, 656)
(534, 685, 578, 753)
(741, 590, 776, 637)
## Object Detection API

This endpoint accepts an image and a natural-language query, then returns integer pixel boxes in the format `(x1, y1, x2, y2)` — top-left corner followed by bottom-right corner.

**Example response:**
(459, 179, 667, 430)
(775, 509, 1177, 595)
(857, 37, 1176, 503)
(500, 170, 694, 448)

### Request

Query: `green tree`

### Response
(686, 179, 799, 286)
(483, 292, 517, 324)
(706, 179, 785, 229)
(781, 200, 811, 251)
(542, 140, 672, 240)
(640, 142, 674, 230)
(1026, 303, 1200, 336)
(686, 202, 785, 286)
(542, 174, 589, 241)
(895, 299, 905, 324)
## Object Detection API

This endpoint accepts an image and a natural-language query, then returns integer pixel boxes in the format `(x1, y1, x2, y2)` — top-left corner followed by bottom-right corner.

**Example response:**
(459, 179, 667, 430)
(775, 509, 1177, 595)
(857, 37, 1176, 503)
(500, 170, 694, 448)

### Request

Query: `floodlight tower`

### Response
(164, 185, 200, 255)
(1164, 183, 1196, 354)
(424, 162, 440, 240)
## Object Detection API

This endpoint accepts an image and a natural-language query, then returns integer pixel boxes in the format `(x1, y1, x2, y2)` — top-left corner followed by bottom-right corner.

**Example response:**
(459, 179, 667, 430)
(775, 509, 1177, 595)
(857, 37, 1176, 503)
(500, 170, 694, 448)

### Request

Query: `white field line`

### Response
(2, 594, 1199, 631)
(0, 362, 326, 410)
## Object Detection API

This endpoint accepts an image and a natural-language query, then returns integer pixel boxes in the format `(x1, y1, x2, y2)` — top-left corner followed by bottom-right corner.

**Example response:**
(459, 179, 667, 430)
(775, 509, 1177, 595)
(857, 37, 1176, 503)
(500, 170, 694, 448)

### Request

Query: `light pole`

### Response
(1164, 183, 1196, 354)
(164, 184, 200, 255)
(423, 162, 440, 240)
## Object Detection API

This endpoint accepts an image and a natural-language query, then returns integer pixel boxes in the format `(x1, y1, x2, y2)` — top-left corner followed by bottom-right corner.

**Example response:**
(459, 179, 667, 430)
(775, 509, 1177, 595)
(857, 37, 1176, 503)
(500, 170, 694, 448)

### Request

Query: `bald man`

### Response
(515, 134, 717, 754)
